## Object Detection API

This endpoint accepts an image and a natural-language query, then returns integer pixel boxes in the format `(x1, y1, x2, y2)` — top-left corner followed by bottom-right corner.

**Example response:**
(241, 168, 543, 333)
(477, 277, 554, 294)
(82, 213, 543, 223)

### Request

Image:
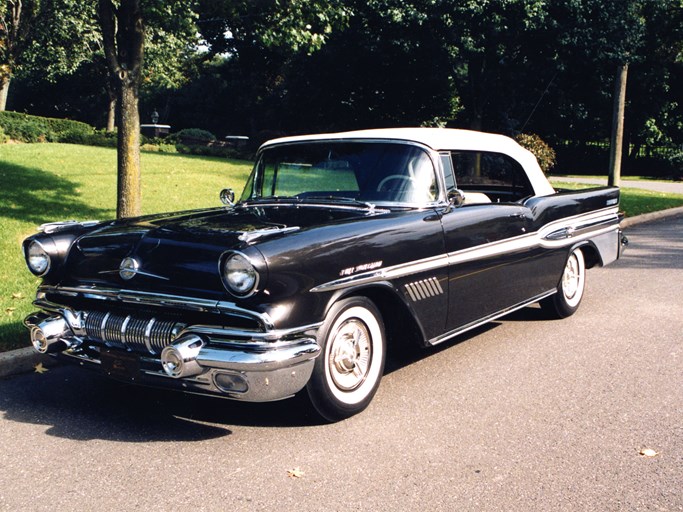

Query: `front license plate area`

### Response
(100, 349, 140, 381)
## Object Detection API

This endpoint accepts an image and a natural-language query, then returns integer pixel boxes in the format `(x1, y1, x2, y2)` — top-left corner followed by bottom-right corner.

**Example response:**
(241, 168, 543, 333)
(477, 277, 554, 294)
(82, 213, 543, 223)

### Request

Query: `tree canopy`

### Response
(4, 0, 682, 192)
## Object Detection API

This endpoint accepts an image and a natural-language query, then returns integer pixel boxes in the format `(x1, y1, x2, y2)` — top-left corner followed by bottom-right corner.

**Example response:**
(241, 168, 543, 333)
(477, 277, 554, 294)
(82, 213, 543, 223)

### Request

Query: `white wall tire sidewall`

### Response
(323, 305, 384, 406)
(563, 248, 585, 309)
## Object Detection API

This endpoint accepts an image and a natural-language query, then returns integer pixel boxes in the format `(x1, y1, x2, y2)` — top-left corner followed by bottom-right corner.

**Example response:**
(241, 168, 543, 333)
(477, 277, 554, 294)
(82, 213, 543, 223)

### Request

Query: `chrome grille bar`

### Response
(84, 311, 185, 354)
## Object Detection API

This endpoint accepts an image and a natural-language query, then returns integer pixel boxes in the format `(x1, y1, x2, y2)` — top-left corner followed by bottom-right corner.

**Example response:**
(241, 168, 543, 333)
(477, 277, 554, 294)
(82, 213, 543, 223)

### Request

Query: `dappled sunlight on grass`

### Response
(0, 143, 253, 351)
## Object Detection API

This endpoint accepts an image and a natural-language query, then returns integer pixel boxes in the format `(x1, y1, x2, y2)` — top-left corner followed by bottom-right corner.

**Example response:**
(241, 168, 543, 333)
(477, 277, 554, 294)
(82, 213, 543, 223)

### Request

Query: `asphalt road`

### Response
(1, 216, 681, 512)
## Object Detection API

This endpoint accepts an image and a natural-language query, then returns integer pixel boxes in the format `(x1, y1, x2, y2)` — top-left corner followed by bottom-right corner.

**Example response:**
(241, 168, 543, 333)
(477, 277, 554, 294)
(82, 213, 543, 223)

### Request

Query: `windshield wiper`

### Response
(240, 196, 301, 206)
(299, 195, 376, 210)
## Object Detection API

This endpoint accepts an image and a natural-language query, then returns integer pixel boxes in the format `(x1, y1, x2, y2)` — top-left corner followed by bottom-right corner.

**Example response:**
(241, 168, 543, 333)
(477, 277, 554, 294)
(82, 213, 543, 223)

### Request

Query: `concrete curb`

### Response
(2, 207, 683, 381)
(0, 347, 57, 379)
(620, 205, 683, 229)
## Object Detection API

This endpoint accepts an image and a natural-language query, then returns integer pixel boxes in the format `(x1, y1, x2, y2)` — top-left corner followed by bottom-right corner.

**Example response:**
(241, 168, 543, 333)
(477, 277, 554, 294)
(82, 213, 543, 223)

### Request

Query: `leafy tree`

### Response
(427, 0, 553, 131)
(0, 0, 98, 111)
(0, 0, 37, 110)
(98, 0, 197, 217)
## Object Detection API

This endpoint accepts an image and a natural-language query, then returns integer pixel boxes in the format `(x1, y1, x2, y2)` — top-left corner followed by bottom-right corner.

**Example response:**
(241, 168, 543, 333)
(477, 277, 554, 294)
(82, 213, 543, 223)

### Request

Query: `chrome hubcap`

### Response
(329, 319, 372, 391)
(562, 254, 580, 299)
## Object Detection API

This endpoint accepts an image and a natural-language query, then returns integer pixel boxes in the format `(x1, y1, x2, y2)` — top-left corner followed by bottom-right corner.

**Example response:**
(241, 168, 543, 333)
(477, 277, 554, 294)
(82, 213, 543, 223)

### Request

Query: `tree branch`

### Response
(98, 0, 123, 78)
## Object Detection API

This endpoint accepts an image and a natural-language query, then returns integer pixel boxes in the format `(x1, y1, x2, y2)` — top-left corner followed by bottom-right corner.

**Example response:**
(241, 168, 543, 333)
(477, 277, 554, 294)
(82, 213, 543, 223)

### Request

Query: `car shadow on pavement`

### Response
(0, 306, 554, 438)
(384, 321, 501, 374)
(0, 364, 327, 441)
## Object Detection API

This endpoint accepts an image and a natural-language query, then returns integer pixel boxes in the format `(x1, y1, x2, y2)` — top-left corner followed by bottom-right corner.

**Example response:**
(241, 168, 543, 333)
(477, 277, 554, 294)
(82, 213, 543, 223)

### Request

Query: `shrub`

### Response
(0, 125, 7, 144)
(175, 143, 242, 159)
(665, 151, 683, 181)
(515, 133, 557, 174)
(0, 111, 93, 143)
(141, 143, 177, 153)
(172, 128, 217, 144)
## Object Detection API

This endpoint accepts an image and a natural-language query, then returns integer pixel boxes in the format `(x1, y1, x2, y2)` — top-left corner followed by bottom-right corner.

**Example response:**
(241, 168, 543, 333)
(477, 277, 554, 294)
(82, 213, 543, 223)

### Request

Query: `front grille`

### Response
(84, 310, 186, 354)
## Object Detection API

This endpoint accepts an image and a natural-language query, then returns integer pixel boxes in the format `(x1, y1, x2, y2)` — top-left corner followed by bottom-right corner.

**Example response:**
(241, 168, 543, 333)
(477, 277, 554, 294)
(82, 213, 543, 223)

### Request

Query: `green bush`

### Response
(515, 133, 557, 174)
(175, 143, 241, 159)
(0, 125, 9, 144)
(0, 111, 93, 143)
(665, 151, 683, 181)
(141, 143, 177, 153)
(172, 128, 217, 144)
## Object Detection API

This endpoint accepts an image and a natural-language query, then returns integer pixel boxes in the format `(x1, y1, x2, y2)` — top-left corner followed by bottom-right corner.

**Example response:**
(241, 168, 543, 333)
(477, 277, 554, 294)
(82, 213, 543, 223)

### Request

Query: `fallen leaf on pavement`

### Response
(639, 448, 658, 457)
(34, 363, 49, 374)
(287, 468, 304, 478)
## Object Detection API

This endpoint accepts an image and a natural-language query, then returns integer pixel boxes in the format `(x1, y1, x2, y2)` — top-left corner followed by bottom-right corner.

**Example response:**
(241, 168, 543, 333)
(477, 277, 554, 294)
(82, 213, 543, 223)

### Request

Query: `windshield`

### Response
(240, 141, 438, 206)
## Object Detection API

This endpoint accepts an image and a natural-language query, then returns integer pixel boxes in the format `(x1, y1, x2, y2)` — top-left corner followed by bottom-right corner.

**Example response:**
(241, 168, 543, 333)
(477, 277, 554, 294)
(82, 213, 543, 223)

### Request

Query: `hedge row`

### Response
(0, 111, 93, 143)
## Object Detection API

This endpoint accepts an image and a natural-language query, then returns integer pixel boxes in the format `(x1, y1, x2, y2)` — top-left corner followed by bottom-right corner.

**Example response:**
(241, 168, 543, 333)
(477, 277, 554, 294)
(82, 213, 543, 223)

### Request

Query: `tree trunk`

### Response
(99, 0, 145, 218)
(608, 64, 628, 187)
(106, 86, 116, 132)
(0, 77, 10, 111)
(116, 81, 141, 218)
(107, 99, 116, 132)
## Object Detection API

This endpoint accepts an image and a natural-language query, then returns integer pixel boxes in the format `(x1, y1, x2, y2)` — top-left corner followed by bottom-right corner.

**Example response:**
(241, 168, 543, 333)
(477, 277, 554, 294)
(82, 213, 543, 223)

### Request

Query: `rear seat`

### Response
(462, 192, 491, 204)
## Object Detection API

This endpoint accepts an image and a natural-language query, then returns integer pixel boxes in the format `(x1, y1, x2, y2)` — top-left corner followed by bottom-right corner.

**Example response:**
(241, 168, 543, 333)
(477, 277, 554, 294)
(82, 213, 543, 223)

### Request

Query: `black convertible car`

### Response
(23, 128, 626, 421)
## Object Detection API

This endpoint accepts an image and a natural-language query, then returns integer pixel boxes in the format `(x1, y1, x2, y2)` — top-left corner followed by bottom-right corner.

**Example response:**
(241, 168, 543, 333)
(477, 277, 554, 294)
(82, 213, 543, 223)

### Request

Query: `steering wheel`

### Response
(376, 175, 415, 191)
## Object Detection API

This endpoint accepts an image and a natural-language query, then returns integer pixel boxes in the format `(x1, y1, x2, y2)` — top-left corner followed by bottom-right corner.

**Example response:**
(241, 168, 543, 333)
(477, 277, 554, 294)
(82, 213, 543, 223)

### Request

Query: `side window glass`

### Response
(440, 152, 456, 191)
(451, 151, 533, 202)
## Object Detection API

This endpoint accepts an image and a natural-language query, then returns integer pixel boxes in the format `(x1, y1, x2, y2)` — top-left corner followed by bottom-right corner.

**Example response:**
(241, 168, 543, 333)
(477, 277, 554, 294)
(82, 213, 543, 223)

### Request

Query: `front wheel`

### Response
(306, 297, 386, 422)
(541, 247, 586, 318)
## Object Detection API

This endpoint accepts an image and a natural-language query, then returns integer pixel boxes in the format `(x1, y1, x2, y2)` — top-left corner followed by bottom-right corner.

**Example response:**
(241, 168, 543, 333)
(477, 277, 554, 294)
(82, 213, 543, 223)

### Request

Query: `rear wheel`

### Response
(542, 247, 586, 318)
(306, 297, 386, 422)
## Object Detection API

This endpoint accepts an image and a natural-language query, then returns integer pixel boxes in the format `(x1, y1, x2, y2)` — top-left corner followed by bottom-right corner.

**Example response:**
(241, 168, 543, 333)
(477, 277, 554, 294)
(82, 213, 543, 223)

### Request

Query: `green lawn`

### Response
(0, 143, 253, 351)
(552, 181, 683, 217)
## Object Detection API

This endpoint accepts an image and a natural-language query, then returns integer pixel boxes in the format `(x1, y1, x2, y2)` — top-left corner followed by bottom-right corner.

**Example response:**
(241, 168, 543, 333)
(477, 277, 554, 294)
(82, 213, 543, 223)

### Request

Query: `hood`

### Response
(60, 205, 379, 299)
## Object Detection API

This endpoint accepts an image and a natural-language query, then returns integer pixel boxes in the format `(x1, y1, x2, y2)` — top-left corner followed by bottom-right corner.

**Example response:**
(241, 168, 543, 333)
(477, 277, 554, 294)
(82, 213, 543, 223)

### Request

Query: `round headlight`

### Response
(222, 252, 259, 297)
(27, 240, 51, 276)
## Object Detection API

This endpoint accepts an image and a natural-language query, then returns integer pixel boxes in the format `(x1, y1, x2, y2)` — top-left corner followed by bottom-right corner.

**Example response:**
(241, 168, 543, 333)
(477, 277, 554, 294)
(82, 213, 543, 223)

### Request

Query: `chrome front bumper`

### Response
(24, 308, 322, 402)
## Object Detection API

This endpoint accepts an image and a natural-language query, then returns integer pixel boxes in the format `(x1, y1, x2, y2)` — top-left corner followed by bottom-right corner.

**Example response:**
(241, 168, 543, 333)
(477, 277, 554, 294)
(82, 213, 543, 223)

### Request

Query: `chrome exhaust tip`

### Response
(30, 317, 72, 354)
(161, 335, 205, 378)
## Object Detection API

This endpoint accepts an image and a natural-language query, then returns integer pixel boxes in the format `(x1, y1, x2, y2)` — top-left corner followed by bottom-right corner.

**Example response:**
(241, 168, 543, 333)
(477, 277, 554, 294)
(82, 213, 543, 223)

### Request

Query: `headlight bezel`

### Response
(26, 240, 52, 277)
(220, 251, 260, 298)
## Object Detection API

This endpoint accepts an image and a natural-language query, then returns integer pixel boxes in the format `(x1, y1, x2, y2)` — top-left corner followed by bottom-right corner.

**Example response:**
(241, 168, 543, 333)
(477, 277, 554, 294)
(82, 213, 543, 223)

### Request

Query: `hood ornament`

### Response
(119, 257, 139, 280)
(101, 257, 170, 281)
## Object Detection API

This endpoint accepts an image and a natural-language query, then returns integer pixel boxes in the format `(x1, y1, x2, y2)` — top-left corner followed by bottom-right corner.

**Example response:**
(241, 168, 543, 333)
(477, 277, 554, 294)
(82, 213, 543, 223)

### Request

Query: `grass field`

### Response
(552, 181, 683, 217)
(0, 143, 253, 351)
(1, 144, 682, 353)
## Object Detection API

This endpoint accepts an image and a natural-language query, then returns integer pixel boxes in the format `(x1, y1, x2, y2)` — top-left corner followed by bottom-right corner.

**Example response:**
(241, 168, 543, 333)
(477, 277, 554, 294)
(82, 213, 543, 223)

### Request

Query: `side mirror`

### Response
(446, 189, 465, 209)
(220, 188, 235, 206)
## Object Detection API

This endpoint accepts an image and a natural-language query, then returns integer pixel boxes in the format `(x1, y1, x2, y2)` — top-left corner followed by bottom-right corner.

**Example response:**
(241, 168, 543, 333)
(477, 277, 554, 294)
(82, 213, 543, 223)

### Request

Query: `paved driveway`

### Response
(1, 216, 682, 511)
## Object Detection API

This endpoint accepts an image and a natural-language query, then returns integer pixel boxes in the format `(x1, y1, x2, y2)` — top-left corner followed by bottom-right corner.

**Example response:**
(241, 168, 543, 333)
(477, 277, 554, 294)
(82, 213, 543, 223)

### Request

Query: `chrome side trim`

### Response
(311, 207, 620, 293)
(404, 277, 444, 302)
(428, 289, 556, 346)
(310, 254, 448, 292)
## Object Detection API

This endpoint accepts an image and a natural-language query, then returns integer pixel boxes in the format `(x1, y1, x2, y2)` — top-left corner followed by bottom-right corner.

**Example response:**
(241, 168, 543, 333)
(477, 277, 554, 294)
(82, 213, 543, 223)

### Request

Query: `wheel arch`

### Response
(573, 240, 601, 269)
(323, 283, 427, 351)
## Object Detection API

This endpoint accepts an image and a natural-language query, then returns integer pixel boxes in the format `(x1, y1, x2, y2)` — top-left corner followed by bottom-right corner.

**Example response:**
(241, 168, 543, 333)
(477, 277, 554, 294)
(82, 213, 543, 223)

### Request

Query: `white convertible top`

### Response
(262, 127, 555, 196)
